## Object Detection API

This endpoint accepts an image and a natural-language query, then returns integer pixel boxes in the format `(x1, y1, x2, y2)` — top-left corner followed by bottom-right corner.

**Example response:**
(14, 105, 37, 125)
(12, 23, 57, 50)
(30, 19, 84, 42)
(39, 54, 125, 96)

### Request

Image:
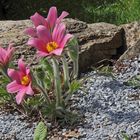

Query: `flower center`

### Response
(46, 42, 58, 52)
(21, 75, 30, 86)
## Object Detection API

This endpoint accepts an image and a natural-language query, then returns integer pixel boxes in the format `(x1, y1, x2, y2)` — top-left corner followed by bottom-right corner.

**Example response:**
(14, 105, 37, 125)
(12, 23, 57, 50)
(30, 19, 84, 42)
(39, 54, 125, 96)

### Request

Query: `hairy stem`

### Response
(37, 84, 51, 105)
(1, 67, 14, 101)
(51, 58, 62, 107)
(73, 57, 79, 79)
(61, 55, 70, 89)
(31, 71, 51, 105)
(1, 67, 11, 81)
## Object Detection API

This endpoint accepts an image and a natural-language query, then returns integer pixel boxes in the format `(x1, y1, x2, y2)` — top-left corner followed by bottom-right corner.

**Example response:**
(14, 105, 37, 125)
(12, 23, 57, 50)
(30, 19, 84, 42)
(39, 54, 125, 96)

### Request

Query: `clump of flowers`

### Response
(0, 6, 79, 120)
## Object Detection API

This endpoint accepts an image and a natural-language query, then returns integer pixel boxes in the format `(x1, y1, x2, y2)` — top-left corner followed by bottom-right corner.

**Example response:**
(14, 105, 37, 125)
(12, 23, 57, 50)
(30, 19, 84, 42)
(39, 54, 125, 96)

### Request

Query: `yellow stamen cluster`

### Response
(46, 42, 58, 52)
(21, 75, 30, 86)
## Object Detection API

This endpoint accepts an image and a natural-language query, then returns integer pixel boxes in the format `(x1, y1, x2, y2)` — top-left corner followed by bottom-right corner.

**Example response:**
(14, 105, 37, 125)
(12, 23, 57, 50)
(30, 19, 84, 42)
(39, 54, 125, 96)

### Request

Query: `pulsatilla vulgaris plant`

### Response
(0, 6, 80, 120)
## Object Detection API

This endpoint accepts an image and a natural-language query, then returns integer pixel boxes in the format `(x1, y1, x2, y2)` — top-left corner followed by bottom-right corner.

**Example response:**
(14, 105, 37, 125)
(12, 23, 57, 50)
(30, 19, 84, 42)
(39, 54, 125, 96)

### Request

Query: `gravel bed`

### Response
(0, 56, 140, 140)
(71, 73, 140, 140)
(0, 111, 36, 140)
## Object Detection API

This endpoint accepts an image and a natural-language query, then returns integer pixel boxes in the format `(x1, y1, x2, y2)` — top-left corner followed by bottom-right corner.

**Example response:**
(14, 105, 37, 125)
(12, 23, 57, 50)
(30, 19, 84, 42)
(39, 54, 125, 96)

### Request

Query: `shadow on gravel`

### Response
(78, 76, 140, 127)
(101, 80, 140, 124)
(102, 79, 124, 93)
(107, 111, 140, 124)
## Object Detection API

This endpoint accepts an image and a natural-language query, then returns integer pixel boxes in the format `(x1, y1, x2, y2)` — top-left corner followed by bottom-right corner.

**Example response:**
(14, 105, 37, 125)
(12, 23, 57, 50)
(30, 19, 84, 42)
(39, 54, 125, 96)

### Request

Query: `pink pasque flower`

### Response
(27, 23, 73, 57)
(24, 6, 69, 37)
(0, 44, 14, 67)
(6, 59, 34, 104)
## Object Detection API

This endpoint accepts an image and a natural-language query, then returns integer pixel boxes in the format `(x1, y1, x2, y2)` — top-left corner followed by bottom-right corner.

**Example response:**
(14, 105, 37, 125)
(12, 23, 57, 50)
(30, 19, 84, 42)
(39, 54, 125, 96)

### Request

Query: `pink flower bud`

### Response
(0, 44, 14, 68)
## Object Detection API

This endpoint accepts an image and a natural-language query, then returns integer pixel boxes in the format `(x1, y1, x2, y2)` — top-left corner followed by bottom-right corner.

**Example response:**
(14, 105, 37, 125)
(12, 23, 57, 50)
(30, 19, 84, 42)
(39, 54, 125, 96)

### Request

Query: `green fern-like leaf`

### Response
(124, 75, 140, 88)
(121, 131, 131, 140)
(69, 80, 81, 94)
(33, 121, 47, 140)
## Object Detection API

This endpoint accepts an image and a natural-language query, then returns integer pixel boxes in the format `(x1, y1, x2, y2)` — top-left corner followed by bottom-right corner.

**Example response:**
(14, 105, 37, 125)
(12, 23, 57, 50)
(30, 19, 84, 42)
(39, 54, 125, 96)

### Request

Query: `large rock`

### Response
(119, 21, 140, 60)
(78, 22, 125, 71)
(0, 19, 125, 72)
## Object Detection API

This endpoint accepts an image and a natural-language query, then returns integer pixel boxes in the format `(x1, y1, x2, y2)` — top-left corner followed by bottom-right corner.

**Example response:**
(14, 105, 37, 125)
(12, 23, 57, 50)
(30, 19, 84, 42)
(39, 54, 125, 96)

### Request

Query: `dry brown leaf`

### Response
(64, 130, 81, 138)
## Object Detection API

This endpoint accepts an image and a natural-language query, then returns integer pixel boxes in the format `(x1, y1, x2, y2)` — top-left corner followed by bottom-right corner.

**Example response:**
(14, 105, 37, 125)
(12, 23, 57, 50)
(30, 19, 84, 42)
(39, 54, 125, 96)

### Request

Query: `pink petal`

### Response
(5, 44, 14, 64)
(52, 23, 66, 43)
(0, 47, 6, 64)
(56, 11, 69, 23)
(26, 68, 30, 75)
(53, 23, 66, 44)
(60, 34, 73, 48)
(24, 27, 37, 37)
(6, 81, 21, 93)
(26, 83, 34, 95)
(16, 89, 26, 104)
(30, 12, 47, 27)
(37, 51, 49, 57)
(8, 69, 20, 82)
(51, 48, 63, 56)
(36, 25, 52, 43)
(18, 59, 26, 73)
(27, 38, 46, 52)
(47, 6, 57, 28)
(52, 24, 59, 42)
(7, 43, 14, 52)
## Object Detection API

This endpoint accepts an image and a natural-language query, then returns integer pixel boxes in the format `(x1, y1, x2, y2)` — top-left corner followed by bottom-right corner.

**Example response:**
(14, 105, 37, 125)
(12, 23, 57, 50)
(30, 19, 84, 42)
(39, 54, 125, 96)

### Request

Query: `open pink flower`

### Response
(27, 23, 73, 57)
(0, 44, 14, 68)
(6, 59, 34, 104)
(24, 6, 69, 37)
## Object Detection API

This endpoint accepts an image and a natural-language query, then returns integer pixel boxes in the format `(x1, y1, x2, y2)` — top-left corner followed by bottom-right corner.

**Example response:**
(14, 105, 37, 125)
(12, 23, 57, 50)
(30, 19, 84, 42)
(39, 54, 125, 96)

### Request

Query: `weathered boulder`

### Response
(78, 22, 125, 71)
(0, 19, 125, 72)
(119, 21, 140, 60)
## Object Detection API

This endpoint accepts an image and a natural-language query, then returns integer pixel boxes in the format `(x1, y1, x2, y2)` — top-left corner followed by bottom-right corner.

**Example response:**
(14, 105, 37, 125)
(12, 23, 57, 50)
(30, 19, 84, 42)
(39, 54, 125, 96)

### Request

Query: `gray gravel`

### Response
(71, 73, 140, 140)
(0, 56, 140, 140)
(70, 56, 140, 140)
(0, 111, 36, 140)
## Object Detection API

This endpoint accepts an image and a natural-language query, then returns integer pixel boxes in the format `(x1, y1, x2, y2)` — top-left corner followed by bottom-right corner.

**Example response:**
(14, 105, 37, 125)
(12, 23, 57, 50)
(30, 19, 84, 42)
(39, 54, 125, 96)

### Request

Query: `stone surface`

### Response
(0, 19, 125, 72)
(119, 21, 140, 60)
(78, 22, 125, 71)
